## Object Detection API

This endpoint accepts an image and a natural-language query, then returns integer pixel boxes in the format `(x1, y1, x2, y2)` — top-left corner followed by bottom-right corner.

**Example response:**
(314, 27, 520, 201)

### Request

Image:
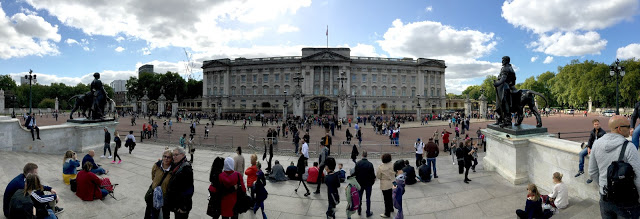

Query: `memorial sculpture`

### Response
(493, 56, 547, 128)
(69, 72, 114, 120)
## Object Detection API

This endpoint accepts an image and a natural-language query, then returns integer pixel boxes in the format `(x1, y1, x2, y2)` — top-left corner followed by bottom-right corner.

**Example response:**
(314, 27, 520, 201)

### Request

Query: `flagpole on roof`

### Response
(326, 25, 328, 48)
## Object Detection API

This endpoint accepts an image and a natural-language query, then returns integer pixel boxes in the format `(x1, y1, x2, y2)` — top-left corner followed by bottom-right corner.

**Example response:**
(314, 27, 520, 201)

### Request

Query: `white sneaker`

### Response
(108, 156, 113, 159)
(100, 155, 105, 158)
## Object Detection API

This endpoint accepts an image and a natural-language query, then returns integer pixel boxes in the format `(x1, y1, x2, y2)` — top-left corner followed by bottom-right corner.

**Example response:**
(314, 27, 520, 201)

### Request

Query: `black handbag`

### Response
(70, 178, 77, 192)
(233, 173, 254, 214)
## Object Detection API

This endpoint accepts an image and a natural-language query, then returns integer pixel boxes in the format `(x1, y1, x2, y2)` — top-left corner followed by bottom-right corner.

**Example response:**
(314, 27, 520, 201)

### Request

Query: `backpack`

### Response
(605, 141, 639, 205)
(348, 184, 360, 211)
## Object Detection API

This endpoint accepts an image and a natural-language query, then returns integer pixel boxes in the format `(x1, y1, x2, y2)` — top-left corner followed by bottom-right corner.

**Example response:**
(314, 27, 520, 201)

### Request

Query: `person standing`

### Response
(630, 93, 640, 148)
(245, 154, 258, 198)
(376, 154, 395, 218)
(126, 131, 136, 154)
(356, 129, 363, 147)
(354, 150, 375, 217)
(393, 174, 405, 219)
(187, 134, 195, 163)
(432, 129, 439, 149)
(166, 147, 194, 219)
(179, 134, 186, 149)
(293, 132, 301, 156)
(576, 119, 605, 184)
(102, 128, 112, 159)
(300, 138, 309, 159)
(144, 150, 173, 219)
(295, 154, 310, 196)
(206, 157, 224, 218)
(345, 168, 361, 219)
(324, 157, 339, 219)
(112, 131, 122, 164)
(442, 129, 451, 153)
(589, 115, 640, 218)
(414, 138, 424, 168)
(219, 157, 246, 219)
(233, 147, 245, 179)
(313, 143, 329, 195)
(425, 138, 439, 178)
(322, 132, 333, 155)
(24, 113, 40, 141)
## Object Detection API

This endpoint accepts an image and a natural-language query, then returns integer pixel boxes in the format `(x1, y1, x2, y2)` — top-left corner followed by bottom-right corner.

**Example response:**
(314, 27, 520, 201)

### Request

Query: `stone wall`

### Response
(483, 128, 600, 201)
(0, 116, 118, 154)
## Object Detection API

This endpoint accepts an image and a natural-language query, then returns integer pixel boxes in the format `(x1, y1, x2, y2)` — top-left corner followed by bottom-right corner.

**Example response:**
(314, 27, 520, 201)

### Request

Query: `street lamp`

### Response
(609, 59, 626, 115)
(24, 69, 36, 114)
(283, 90, 288, 119)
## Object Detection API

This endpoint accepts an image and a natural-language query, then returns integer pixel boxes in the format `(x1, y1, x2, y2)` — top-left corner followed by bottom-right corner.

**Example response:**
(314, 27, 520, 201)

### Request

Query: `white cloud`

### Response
(378, 19, 497, 61)
(445, 78, 476, 95)
(10, 70, 136, 86)
(530, 56, 538, 62)
(65, 38, 79, 45)
(528, 31, 607, 57)
(425, 6, 432, 12)
(617, 43, 640, 60)
(115, 36, 125, 42)
(82, 46, 91, 51)
(0, 4, 61, 59)
(141, 47, 151, 55)
(502, 0, 638, 33)
(24, 0, 311, 52)
(277, 24, 299, 33)
(376, 19, 501, 81)
(543, 56, 554, 64)
(115, 46, 125, 52)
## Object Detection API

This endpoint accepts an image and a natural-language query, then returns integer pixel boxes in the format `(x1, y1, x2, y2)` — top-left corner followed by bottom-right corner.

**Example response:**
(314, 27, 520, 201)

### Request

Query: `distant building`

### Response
(110, 80, 127, 92)
(138, 64, 154, 77)
(20, 77, 37, 85)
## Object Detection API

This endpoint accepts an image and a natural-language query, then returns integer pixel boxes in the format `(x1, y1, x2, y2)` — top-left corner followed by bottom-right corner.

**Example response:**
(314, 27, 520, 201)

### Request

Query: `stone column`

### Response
(416, 105, 421, 120)
(171, 96, 178, 117)
(588, 96, 593, 113)
(338, 89, 348, 119)
(141, 93, 149, 114)
(0, 89, 4, 114)
(283, 102, 288, 119)
(132, 97, 138, 113)
(479, 94, 488, 119)
(216, 100, 222, 118)
(464, 95, 471, 116)
(54, 97, 58, 112)
(158, 94, 167, 114)
(353, 98, 358, 119)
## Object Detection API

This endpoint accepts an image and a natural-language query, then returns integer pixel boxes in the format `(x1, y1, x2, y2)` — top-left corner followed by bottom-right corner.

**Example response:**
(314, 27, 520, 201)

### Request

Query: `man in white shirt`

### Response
(301, 138, 309, 159)
(414, 138, 424, 167)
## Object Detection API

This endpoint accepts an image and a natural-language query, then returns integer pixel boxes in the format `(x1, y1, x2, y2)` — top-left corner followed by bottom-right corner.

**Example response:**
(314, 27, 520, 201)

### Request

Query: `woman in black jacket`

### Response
(294, 155, 310, 196)
(206, 157, 224, 218)
(351, 144, 359, 164)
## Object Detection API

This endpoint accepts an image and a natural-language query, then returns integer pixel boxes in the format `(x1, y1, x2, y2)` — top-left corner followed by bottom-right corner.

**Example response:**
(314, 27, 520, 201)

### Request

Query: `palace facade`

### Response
(201, 48, 447, 116)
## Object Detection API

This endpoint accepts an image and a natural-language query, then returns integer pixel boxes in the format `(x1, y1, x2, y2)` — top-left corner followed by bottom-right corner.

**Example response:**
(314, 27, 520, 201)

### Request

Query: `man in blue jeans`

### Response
(425, 138, 439, 178)
(575, 119, 605, 183)
(354, 151, 375, 217)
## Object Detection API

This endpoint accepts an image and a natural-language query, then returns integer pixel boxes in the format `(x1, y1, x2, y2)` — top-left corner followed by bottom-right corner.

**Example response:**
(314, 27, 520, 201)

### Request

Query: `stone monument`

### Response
(588, 96, 593, 113)
(352, 95, 358, 119)
(68, 72, 115, 122)
(292, 73, 305, 117)
(416, 95, 422, 120)
(141, 89, 149, 114)
(158, 87, 167, 114)
(464, 94, 471, 116)
(132, 97, 138, 113)
(479, 93, 487, 119)
(54, 97, 58, 112)
(337, 72, 348, 119)
(171, 95, 178, 117)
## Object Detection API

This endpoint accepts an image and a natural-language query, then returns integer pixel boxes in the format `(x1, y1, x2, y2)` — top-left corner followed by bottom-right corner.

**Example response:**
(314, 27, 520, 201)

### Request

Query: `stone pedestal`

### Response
(171, 96, 178, 117)
(483, 126, 548, 185)
(132, 98, 138, 113)
(0, 89, 4, 114)
(283, 102, 288, 119)
(141, 94, 149, 115)
(464, 97, 471, 116)
(158, 94, 167, 114)
(338, 98, 347, 119)
(353, 106, 358, 119)
(416, 106, 421, 120)
(54, 97, 58, 112)
(479, 94, 487, 119)
(588, 96, 593, 113)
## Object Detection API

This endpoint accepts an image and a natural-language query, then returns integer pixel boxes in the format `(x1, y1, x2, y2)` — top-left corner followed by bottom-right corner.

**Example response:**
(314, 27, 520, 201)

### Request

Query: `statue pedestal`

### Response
(67, 118, 116, 124)
(483, 125, 548, 185)
(487, 124, 547, 135)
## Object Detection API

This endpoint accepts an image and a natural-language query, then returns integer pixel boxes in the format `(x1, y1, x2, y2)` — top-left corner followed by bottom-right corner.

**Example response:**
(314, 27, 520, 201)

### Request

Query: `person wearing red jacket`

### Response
(76, 162, 107, 201)
(307, 162, 320, 184)
(219, 157, 246, 218)
(244, 154, 258, 198)
(442, 129, 452, 153)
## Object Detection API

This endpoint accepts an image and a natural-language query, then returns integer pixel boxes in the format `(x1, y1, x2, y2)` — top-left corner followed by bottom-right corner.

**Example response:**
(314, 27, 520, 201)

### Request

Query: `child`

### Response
(253, 162, 268, 219)
(345, 168, 361, 219)
(337, 163, 346, 183)
(393, 174, 406, 219)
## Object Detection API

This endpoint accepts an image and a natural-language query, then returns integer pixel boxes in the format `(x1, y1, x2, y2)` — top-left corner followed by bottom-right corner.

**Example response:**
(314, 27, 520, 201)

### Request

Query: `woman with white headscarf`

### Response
(219, 157, 246, 219)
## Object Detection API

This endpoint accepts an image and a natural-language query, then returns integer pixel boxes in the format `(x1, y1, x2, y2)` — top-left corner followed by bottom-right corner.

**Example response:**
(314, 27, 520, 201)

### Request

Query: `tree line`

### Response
(459, 58, 640, 109)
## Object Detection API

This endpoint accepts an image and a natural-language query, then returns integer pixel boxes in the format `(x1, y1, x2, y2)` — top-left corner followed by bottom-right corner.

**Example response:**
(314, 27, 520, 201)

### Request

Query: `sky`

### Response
(1, 0, 639, 94)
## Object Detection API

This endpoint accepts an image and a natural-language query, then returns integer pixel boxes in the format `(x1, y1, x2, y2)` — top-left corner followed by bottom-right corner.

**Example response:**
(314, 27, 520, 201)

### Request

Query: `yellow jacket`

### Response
(376, 162, 394, 191)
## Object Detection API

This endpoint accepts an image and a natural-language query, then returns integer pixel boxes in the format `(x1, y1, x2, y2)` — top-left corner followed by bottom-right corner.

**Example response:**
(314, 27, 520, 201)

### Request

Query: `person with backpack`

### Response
(144, 150, 173, 219)
(112, 131, 122, 164)
(8, 188, 35, 219)
(589, 115, 640, 218)
(345, 168, 361, 219)
(219, 157, 247, 219)
(125, 131, 136, 154)
(393, 174, 406, 219)
(425, 138, 439, 178)
(354, 150, 375, 217)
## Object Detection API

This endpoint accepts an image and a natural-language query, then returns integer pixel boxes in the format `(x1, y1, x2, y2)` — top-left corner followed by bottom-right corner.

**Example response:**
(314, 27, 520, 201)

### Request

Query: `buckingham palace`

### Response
(201, 47, 446, 118)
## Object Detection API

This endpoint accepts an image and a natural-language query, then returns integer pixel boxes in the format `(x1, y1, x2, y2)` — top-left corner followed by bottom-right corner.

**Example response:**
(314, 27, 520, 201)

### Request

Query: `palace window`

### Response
(382, 75, 387, 83)
(231, 87, 236, 95)
(314, 73, 320, 81)
(362, 75, 366, 83)
(351, 74, 356, 81)
(411, 76, 416, 84)
(263, 86, 268, 95)
(241, 75, 246, 82)
(314, 86, 320, 95)
(372, 87, 377, 96)
(253, 75, 257, 83)
(274, 74, 280, 82)
(263, 74, 269, 83)
(411, 88, 416, 97)
(324, 86, 329, 95)
(231, 75, 236, 83)
(382, 87, 387, 96)
(391, 76, 397, 83)
(391, 87, 397, 96)
(372, 74, 377, 82)
(401, 75, 406, 83)
(285, 73, 290, 81)
(333, 86, 338, 95)
(402, 88, 407, 96)
(275, 87, 280, 95)
(241, 86, 246, 95)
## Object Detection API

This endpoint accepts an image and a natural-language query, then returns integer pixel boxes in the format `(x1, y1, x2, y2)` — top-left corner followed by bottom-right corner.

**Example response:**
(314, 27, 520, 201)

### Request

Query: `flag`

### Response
(326, 25, 328, 36)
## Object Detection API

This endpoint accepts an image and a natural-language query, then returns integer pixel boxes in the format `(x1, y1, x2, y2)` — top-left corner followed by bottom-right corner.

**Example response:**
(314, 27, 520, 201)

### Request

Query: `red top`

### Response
(219, 171, 246, 217)
(307, 166, 320, 183)
(75, 170, 103, 201)
(244, 165, 258, 187)
(442, 132, 451, 143)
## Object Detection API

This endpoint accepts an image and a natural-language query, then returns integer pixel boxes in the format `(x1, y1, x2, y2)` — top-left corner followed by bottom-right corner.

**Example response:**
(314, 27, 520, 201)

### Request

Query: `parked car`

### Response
(565, 109, 575, 114)
(603, 110, 615, 117)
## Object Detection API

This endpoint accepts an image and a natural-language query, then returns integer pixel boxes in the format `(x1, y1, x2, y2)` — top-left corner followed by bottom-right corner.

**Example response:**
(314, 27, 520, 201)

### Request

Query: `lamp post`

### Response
(609, 59, 626, 115)
(24, 69, 36, 114)
(283, 90, 288, 119)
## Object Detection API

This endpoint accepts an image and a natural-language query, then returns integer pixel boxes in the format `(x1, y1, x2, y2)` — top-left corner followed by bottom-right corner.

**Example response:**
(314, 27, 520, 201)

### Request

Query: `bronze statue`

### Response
(493, 56, 547, 128)
(90, 72, 108, 119)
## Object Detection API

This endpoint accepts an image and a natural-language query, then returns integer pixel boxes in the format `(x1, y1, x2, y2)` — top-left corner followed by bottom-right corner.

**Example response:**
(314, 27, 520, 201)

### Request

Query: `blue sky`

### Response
(1, 0, 639, 94)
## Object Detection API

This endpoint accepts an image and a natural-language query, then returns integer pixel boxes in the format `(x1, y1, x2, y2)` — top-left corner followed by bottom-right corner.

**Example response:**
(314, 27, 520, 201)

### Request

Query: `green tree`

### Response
(480, 75, 498, 104)
(461, 85, 482, 100)
(37, 98, 56, 109)
(0, 75, 17, 91)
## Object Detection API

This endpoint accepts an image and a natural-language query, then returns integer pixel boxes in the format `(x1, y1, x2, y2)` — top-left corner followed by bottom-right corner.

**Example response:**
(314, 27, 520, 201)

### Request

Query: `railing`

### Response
(553, 131, 594, 142)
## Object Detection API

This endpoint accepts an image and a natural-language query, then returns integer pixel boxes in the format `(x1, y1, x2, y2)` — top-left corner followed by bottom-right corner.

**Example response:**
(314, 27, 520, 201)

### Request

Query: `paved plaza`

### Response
(0, 114, 613, 218)
(1, 141, 601, 219)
